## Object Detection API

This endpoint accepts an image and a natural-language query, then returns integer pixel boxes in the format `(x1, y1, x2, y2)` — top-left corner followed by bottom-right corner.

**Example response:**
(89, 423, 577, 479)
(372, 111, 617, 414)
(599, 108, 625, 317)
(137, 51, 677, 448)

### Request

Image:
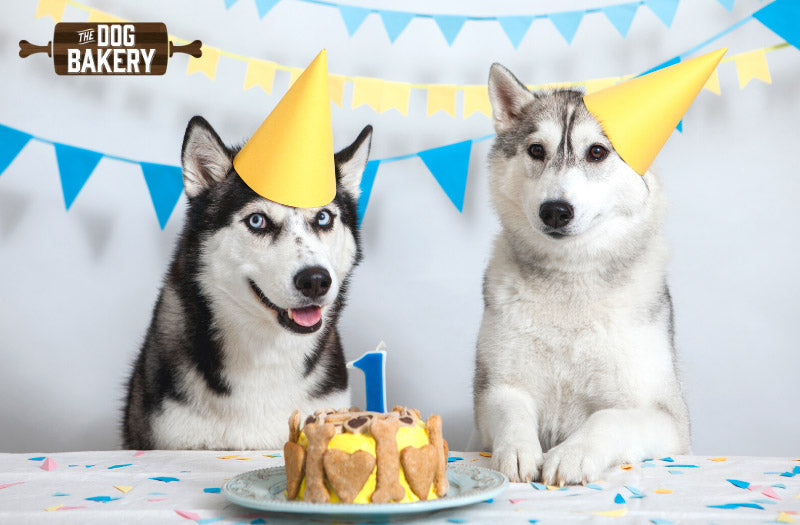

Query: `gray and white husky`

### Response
(473, 64, 690, 484)
(122, 117, 372, 450)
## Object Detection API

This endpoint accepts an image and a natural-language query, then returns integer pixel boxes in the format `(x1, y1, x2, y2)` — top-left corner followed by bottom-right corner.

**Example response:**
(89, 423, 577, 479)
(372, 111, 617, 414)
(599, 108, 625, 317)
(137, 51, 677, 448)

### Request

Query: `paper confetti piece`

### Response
(40, 457, 58, 471)
(150, 476, 180, 483)
(749, 485, 765, 492)
(669, 464, 698, 468)
(531, 482, 547, 490)
(447, 519, 469, 523)
(108, 464, 132, 469)
(795, 466, 800, 474)
(479, 452, 492, 457)
(585, 483, 603, 490)
(625, 485, 644, 497)
(654, 488, 673, 494)
(0, 482, 24, 490)
(203, 488, 221, 493)
(53, 492, 70, 496)
(85, 465, 95, 468)
(57, 506, 86, 511)
(28, 456, 46, 461)
(728, 479, 751, 489)
(707, 502, 765, 509)
(708, 457, 727, 461)
(509, 498, 526, 504)
(777, 512, 797, 523)
(216, 455, 240, 459)
(251, 520, 267, 525)
(133, 450, 145, 457)
(148, 498, 168, 502)
(262, 453, 281, 458)
(659, 457, 674, 462)
(621, 464, 633, 470)
(233, 457, 252, 460)
(668, 470, 683, 475)
(592, 508, 628, 517)
(774, 483, 787, 489)
(781, 472, 796, 477)
(642, 463, 656, 468)
(85, 496, 121, 503)
(448, 456, 464, 462)
(650, 519, 674, 524)
(176, 509, 202, 520)
(762, 487, 782, 500)
(614, 493, 626, 504)
(750, 498, 777, 505)
(197, 519, 224, 524)
(114, 486, 133, 494)
(44, 504, 63, 511)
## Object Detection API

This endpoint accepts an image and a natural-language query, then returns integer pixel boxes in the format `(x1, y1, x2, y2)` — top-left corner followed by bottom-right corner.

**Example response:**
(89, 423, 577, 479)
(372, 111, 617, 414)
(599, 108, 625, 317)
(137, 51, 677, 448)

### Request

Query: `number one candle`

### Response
(347, 342, 387, 413)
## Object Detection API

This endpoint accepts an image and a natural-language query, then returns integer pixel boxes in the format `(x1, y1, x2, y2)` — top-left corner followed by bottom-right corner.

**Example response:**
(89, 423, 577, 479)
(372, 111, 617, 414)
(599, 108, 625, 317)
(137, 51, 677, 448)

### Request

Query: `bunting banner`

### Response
(36, 1, 798, 121)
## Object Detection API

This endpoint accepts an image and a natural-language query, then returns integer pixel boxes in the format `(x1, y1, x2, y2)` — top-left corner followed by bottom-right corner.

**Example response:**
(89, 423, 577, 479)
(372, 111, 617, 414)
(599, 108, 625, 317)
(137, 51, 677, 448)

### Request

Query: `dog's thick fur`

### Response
(473, 64, 690, 484)
(122, 117, 372, 450)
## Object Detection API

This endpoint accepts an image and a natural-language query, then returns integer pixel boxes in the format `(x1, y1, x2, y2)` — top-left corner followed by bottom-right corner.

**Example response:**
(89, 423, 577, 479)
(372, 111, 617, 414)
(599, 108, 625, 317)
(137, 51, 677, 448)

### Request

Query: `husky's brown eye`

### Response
(528, 143, 545, 160)
(587, 144, 609, 162)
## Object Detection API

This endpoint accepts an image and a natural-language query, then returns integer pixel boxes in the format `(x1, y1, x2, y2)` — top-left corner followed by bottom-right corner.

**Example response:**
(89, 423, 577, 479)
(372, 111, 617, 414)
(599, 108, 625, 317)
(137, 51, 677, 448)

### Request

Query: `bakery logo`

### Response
(18, 22, 201, 75)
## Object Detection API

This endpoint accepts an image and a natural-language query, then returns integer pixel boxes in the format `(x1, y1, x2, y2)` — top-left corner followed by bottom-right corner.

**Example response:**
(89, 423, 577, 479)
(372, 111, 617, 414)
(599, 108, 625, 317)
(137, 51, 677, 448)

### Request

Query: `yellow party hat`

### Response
(583, 48, 727, 175)
(234, 50, 335, 207)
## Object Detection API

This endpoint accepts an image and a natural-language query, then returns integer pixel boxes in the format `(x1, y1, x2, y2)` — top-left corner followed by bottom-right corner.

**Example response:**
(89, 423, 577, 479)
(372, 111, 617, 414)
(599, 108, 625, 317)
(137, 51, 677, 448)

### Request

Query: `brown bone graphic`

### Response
(322, 449, 376, 503)
(400, 444, 437, 500)
(303, 422, 336, 503)
(370, 416, 406, 503)
(19, 23, 201, 75)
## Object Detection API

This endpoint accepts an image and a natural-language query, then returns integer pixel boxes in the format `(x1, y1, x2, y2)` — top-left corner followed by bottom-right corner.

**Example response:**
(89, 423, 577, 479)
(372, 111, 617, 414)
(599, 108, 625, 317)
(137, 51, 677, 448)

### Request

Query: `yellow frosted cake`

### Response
(283, 406, 449, 503)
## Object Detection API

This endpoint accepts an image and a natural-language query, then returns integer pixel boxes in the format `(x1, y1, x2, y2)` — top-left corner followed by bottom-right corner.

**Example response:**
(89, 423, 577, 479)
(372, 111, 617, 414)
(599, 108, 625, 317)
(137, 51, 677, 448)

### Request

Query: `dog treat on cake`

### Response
(284, 407, 449, 503)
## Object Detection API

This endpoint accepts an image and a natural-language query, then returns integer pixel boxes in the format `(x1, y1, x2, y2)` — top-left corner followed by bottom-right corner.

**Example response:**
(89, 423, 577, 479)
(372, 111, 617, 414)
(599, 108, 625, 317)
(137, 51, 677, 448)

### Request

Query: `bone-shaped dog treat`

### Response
(303, 422, 336, 503)
(288, 410, 302, 443)
(426, 414, 449, 497)
(370, 415, 406, 503)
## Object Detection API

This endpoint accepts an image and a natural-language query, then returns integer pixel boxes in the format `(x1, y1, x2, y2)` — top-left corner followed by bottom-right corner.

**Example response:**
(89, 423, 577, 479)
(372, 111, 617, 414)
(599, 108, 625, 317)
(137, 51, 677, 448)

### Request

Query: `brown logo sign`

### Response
(19, 23, 202, 75)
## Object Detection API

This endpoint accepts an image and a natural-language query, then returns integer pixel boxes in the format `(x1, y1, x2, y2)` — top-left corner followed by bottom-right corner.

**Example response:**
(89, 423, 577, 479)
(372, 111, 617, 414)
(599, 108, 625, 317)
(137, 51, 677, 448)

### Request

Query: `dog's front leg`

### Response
(478, 385, 543, 482)
(540, 407, 686, 485)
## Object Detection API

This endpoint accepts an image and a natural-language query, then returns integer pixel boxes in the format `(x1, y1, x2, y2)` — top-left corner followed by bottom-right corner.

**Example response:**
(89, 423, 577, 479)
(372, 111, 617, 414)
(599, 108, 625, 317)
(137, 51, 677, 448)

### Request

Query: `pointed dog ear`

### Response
(181, 116, 233, 199)
(334, 125, 373, 200)
(488, 63, 535, 134)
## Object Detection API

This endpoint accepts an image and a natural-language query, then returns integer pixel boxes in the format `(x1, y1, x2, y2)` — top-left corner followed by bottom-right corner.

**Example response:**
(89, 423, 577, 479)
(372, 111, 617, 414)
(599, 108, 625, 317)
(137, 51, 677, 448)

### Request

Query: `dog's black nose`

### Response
(539, 200, 574, 229)
(294, 266, 332, 298)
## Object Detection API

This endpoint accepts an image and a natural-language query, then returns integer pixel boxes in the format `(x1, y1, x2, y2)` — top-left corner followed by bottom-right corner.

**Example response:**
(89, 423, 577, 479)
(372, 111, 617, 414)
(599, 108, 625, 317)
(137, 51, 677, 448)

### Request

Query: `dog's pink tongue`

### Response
(291, 306, 322, 327)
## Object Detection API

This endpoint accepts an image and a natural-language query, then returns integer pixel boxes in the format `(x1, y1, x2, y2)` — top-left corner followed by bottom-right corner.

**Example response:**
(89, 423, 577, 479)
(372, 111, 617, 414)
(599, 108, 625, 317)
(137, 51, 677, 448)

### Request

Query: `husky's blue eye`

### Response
(316, 210, 333, 229)
(247, 213, 267, 230)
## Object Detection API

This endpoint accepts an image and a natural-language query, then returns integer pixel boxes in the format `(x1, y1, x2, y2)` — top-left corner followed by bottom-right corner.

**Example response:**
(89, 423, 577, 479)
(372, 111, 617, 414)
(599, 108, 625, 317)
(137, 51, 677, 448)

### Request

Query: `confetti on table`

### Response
(150, 477, 180, 483)
(251, 520, 267, 525)
(216, 455, 240, 460)
(669, 464, 698, 468)
(197, 518, 224, 524)
(447, 519, 469, 523)
(40, 457, 57, 471)
(175, 509, 202, 520)
(750, 498, 777, 505)
(650, 519, 674, 524)
(659, 457, 674, 462)
(133, 451, 145, 457)
(728, 479, 751, 489)
(108, 464, 132, 469)
(621, 464, 633, 470)
(509, 498, 526, 504)
(762, 487, 782, 500)
(777, 512, 797, 523)
(44, 504, 63, 511)
(57, 506, 86, 511)
(592, 508, 628, 517)
(204, 488, 221, 493)
(448, 456, 463, 463)
(585, 483, 603, 490)
(654, 488, 673, 494)
(614, 493, 626, 504)
(708, 457, 727, 462)
(625, 485, 645, 498)
(85, 496, 121, 503)
(0, 482, 24, 490)
(479, 452, 492, 457)
(148, 498, 168, 502)
(668, 470, 683, 475)
(28, 457, 46, 461)
(531, 482, 547, 490)
(774, 483, 788, 489)
(114, 485, 133, 494)
(263, 453, 281, 458)
(707, 502, 765, 509)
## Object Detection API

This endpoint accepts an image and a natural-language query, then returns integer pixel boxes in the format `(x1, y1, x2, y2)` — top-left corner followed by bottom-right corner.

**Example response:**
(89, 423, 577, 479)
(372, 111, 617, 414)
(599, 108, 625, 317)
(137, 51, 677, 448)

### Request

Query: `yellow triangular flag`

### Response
(35, 0, 67, 22)
(352, 77, 383, 112)
(187, 46, 221, 80)
(288, 67, 303, 87)
(592, 508, 628, 517)
(328, 74, 345, 107)
(233, 50, 335, 208)
(380, 81, 411, 115)
(583, 48, 726, 175)
(703, 69, 721, 95)
(463, 85, 490, 118)
(114, 485, 133, 494)
(427, 85, 457, 117)
(243, 59, 277, 93)
(88, 8, 126, 23)
(583, 76, 624, 95)
(735, 49, 771, 89)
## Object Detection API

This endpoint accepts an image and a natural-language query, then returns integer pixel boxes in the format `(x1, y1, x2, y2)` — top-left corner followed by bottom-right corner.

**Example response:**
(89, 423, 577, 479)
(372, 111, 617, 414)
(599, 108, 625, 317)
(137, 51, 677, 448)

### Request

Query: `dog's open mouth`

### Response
(248, 280, 323, 334)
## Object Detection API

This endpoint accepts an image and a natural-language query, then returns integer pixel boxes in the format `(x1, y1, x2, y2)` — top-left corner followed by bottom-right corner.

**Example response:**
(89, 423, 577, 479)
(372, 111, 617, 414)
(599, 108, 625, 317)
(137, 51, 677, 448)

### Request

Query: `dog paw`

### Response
(491, 440, 543, 483)
(541, 441, 604, 486)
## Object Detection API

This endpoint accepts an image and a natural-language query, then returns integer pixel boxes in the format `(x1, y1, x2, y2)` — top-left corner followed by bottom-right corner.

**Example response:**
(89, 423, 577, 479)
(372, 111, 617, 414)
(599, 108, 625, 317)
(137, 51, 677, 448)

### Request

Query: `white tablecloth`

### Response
(0, 451, 798, 523)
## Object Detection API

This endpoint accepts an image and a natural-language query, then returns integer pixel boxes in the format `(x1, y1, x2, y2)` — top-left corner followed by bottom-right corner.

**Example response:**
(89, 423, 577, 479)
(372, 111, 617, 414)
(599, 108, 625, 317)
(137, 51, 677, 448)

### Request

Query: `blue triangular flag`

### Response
(676, 120, 683, 133)
(645, 0, 679, 27)
(754, 0, 800, 51)
(0, 124, 32, 175)
(254, 0, 280, 18)
(602, 3, 639, 37)
(338, 5, 371, 36)
(224, 0, 238, 8)
(418, 140, 472, 212)
(497, 16, 535, 48)
(357, 160, 380, 227)
(54, 143, 102, 210)
(379, 10, 415, 42)
(549, 11, 584, 44)
(140, 162, 184, 229)
(717, 0, 735, 11)
(432, 15, 468, 45)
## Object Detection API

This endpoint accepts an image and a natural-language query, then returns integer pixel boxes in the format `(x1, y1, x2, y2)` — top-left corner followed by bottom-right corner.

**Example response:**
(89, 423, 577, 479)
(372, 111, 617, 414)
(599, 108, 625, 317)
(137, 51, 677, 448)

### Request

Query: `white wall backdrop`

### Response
(1, 0, 798, 454)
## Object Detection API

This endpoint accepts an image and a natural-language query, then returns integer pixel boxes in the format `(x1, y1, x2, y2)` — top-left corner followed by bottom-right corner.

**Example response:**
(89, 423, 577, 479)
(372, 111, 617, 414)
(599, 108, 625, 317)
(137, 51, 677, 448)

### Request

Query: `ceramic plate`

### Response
(222, 463, 508, 521)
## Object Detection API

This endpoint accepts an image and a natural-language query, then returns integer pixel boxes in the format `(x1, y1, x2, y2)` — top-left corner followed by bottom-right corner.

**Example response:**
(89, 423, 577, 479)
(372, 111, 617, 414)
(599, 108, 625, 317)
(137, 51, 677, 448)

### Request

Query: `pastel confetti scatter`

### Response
(585, 483, 603, 490)
(251, 520, 266, 525)
(85, 496, 121, 503)
(150, 476, 180, 483)
(28, 457, 46, 461)
(774, 483, 788, 489)
(479, 452, 492, 457)
(621, 464, 633, 470)
(217, 455, 240, 459)
(108, 464, 132, 469)
(448, 456, 464, 462)
(614, 493, 626, 504)
(777, 512, 797, 523)
(625, 485, 644, 497)
(148, 498, 168, 502)
(531, 482, 546, 490)
(133, 450, 145, 457)
(447, 519, 468, 523)
(650, 519, 674, 524)
(40, 457, 57, 471)
(52, 492, 70, 496)
(707, 502, 765, 509)
(114, 485, 133, 493)
(198, 519, 224, 524)
(708, 457, 727, 462)
(44, 504, 63, 511)
(762, 487, 781, 500)
(175, 509, 202, 520)
(204, 488, 221, 493)
(57, 506, 86, 511)
(668, 470, 683, 475)
(728, 479, 751, 489)
(654, 488, 673, 494)
(592, 508, 628, 517)
(0, 482, 24, 490)
(509, 498, 525, 504)
(669, 464, 698, 468)
(660, 457, 674, 462)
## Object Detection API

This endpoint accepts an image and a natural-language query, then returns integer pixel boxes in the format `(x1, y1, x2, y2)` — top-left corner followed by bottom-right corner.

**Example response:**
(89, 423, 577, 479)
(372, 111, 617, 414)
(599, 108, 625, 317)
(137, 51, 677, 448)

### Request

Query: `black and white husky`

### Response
(473, 64, 690, 484)
(122, 117, 372, 450)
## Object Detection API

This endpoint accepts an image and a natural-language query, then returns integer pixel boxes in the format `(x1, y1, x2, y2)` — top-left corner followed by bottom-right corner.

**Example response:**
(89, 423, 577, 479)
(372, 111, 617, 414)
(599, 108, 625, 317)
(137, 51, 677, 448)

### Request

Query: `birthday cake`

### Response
(283, 406, 449, 503)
